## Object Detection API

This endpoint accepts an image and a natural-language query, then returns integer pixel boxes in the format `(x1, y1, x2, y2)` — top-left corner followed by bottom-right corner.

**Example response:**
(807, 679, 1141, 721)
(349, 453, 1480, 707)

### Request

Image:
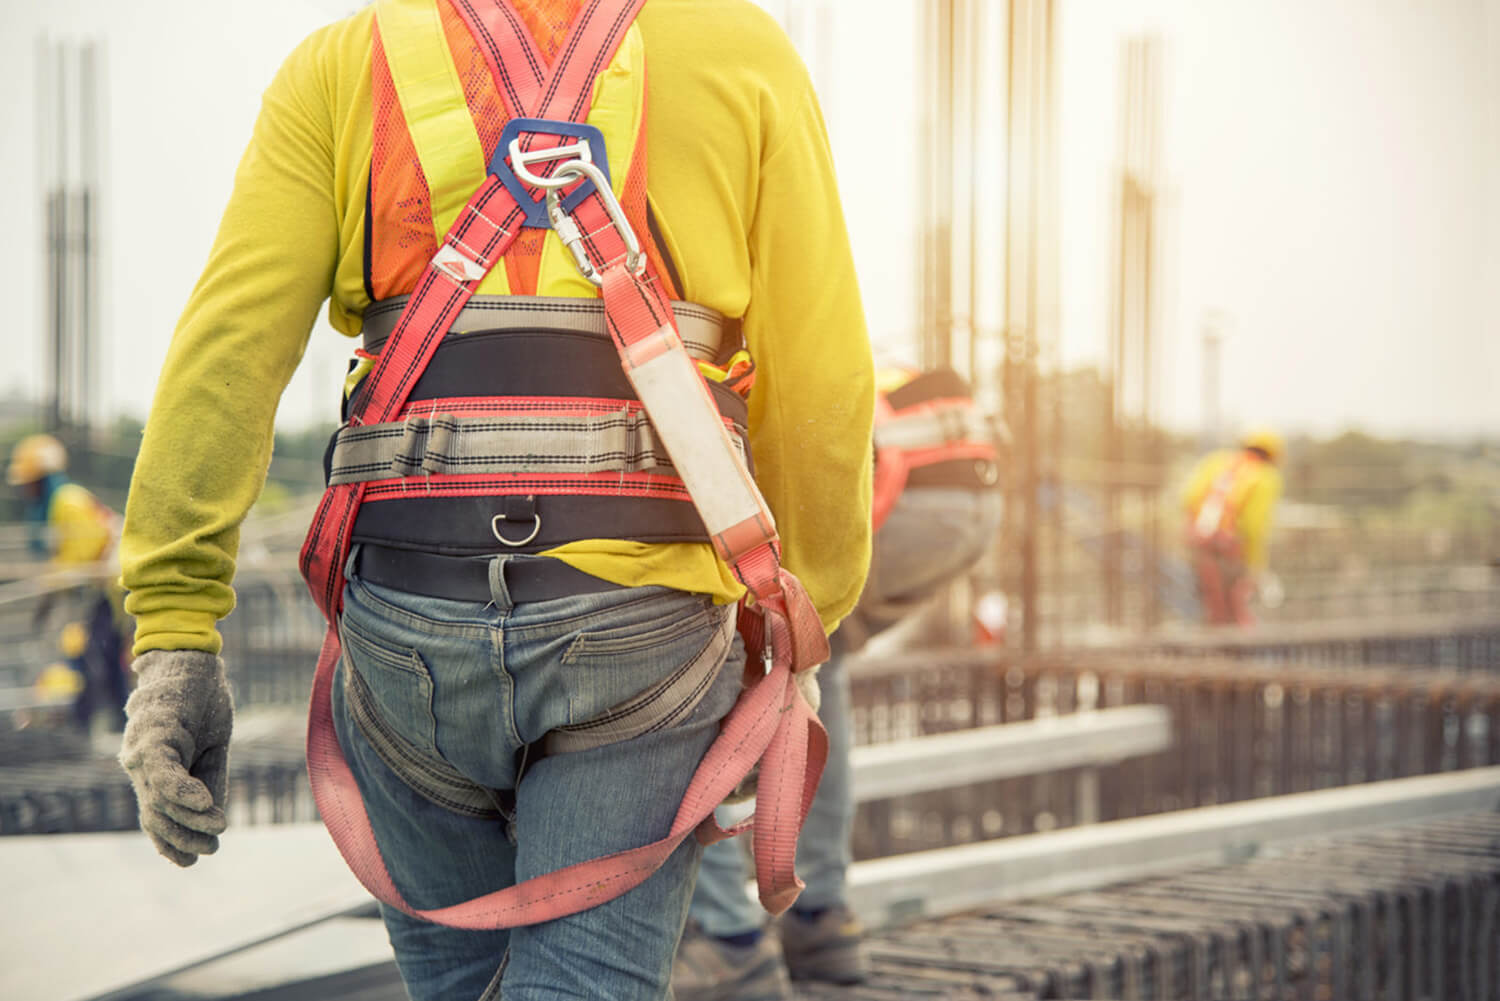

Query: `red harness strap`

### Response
(300, 0, 825, 929)
(588, 213, 828, 913)
(871, 391, 999, 533)
(870, 394, 907, 533)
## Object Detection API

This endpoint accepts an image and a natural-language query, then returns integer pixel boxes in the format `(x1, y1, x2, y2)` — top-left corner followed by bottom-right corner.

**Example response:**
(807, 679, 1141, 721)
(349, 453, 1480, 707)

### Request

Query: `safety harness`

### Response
(871, 368, 1003, 532)
(298, 0, 827, 929)
(1189, 453, 1254, 556)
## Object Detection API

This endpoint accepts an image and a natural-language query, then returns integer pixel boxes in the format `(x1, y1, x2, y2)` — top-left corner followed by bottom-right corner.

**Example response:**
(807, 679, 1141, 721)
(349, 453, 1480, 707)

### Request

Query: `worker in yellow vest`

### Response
(115, 2, 872, 998)
(8, 433, 128, 729)
(1181, 428, 1284, 626)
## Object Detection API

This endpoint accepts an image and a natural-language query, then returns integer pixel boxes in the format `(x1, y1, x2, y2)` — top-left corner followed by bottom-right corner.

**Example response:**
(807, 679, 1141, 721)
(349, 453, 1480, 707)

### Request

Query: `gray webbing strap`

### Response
(543, 604, 736, 755)
(327, 410, 748, 486)
(362, 295, 735, 364)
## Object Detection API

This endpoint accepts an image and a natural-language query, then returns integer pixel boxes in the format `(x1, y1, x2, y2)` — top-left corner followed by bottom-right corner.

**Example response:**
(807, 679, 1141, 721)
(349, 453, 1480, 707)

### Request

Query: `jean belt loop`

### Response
(343, 543, 363, 584)
(488, 554, 515, 612)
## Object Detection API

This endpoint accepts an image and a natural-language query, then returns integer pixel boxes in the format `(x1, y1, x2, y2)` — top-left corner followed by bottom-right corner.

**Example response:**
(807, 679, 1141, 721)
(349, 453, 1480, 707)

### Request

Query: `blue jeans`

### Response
(332, 553, 742, 1001)
(689, 486, 1002, 935)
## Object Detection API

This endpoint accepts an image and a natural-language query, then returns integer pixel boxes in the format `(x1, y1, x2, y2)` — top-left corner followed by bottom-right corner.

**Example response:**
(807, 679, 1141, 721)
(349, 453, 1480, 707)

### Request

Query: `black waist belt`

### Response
(353, 544, 625, 604)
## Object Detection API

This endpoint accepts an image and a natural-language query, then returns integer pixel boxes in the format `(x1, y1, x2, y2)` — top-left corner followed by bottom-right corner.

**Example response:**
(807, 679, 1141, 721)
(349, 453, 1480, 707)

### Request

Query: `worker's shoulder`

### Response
(639, 0, 809, 92)
(48, 482, 102, 516)
(1252, 462, 1284, 491)
(296, 4, 377, 54)
(274, 6, 376, 86)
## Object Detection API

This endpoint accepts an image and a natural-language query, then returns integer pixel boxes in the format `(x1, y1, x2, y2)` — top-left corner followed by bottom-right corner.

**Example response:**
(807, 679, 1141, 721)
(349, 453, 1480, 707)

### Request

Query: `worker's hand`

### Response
(118, 650, 233, 866)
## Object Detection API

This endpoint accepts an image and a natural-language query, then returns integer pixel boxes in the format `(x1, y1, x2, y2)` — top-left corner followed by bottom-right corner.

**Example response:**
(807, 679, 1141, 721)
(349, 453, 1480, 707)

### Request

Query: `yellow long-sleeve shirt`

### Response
(121, 0, 874, 656)
(1180, 449, 1283, 571)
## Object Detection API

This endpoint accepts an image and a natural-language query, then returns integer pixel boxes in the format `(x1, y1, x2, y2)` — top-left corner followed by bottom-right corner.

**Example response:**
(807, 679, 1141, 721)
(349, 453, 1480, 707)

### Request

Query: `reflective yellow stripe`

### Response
(376, 0, 509, 295)
(534, 24, 647, 298)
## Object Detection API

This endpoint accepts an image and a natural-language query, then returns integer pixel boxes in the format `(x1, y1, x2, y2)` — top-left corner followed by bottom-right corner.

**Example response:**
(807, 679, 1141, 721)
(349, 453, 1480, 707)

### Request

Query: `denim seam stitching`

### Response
(505, 589, 711, 638)
(477, 951, 507, 1001)
(558, 606, 730, 731)
(547, 606, 733, 754)
(344, 657, 501, 819)
(560, 603, 716, 664)
(491, 622, 525, 749)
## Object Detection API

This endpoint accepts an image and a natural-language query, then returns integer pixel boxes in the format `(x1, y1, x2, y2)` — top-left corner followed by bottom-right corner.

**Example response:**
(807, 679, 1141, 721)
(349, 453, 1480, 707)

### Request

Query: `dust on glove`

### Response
(118, 650, 234, 867)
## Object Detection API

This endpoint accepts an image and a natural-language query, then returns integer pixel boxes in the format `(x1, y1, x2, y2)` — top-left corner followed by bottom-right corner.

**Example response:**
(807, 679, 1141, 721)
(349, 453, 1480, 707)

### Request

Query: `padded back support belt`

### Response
(363, 294, 739, 363)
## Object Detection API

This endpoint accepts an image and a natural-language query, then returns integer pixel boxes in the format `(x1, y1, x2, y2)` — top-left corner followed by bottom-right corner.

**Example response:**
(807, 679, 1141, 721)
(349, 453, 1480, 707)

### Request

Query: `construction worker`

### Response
(1181, 427, 1285, 626)
(675, 366, 1004, 1000)
(115, 2, 871, 1000)
(7, 434, 128, 730)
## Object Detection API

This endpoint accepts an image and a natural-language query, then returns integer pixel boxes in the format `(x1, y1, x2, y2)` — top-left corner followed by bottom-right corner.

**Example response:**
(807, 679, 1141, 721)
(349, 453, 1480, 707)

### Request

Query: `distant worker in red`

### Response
(1181, 428, 1284, 626)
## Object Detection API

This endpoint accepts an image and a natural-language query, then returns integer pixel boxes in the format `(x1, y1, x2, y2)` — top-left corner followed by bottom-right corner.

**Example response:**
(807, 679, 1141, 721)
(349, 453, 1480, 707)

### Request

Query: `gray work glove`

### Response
(118, 650, 234, 866)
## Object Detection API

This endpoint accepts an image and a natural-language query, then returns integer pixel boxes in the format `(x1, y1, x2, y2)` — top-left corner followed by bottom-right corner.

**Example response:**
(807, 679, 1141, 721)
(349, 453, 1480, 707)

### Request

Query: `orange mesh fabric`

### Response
(369, 0, 673, 299)
(512, 0, 583, 62)
(369, 23, 436, 300)
(440, 2, 508, 155)
(621, 82, 679, 301)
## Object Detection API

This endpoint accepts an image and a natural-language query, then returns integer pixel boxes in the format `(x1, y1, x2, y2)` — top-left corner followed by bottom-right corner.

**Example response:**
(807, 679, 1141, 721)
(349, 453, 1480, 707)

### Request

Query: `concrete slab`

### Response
(0, 823, 369, 1001)
(146, 918, 393, 999)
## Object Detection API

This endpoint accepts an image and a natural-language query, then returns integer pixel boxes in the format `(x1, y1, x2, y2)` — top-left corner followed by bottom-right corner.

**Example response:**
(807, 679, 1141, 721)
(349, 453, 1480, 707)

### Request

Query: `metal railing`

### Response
(846, 646, 1500, 857)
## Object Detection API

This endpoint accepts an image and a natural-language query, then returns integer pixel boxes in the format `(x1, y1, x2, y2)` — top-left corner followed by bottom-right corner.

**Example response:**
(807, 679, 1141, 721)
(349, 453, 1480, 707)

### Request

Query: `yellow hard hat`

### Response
(1241, 427, 1285, 465)
(36, 662, 85, 699)
(59, 621, 89, 659)
(7, 434, 67, 486)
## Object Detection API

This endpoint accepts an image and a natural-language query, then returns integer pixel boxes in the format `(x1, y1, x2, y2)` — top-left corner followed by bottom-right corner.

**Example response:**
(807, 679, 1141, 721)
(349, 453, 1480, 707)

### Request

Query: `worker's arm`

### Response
(742, 83, 874, 634)
(1236, 466, 1284, 571)
(119, 31, 341, 656)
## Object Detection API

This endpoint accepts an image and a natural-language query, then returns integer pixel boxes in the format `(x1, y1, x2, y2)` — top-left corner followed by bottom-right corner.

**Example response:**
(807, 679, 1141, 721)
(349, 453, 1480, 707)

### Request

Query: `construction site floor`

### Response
(115, 809, 1500, 1001)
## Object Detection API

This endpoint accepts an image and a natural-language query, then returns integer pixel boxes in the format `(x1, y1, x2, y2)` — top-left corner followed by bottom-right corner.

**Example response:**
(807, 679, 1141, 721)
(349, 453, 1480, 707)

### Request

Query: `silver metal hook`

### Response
(491, 513, 542, 548)
(543, 160, 645, 286)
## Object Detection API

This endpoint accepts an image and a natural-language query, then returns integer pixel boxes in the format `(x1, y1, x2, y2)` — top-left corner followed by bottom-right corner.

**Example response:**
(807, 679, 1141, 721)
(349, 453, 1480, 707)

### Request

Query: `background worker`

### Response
(114, 1, 871, 999)
(675, 366, 1005, 1001)
(7, 433, 128, 731)
(1181, 427, 1285, 626)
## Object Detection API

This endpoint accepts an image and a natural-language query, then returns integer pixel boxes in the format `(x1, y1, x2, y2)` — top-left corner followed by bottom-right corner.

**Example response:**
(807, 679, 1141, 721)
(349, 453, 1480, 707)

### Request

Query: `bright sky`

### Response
(1, 0, 1496, 437)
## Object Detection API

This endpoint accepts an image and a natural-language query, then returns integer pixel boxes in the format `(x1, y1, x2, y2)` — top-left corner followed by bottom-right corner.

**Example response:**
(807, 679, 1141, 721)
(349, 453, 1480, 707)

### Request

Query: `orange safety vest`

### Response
(367, 0, 679, 302)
